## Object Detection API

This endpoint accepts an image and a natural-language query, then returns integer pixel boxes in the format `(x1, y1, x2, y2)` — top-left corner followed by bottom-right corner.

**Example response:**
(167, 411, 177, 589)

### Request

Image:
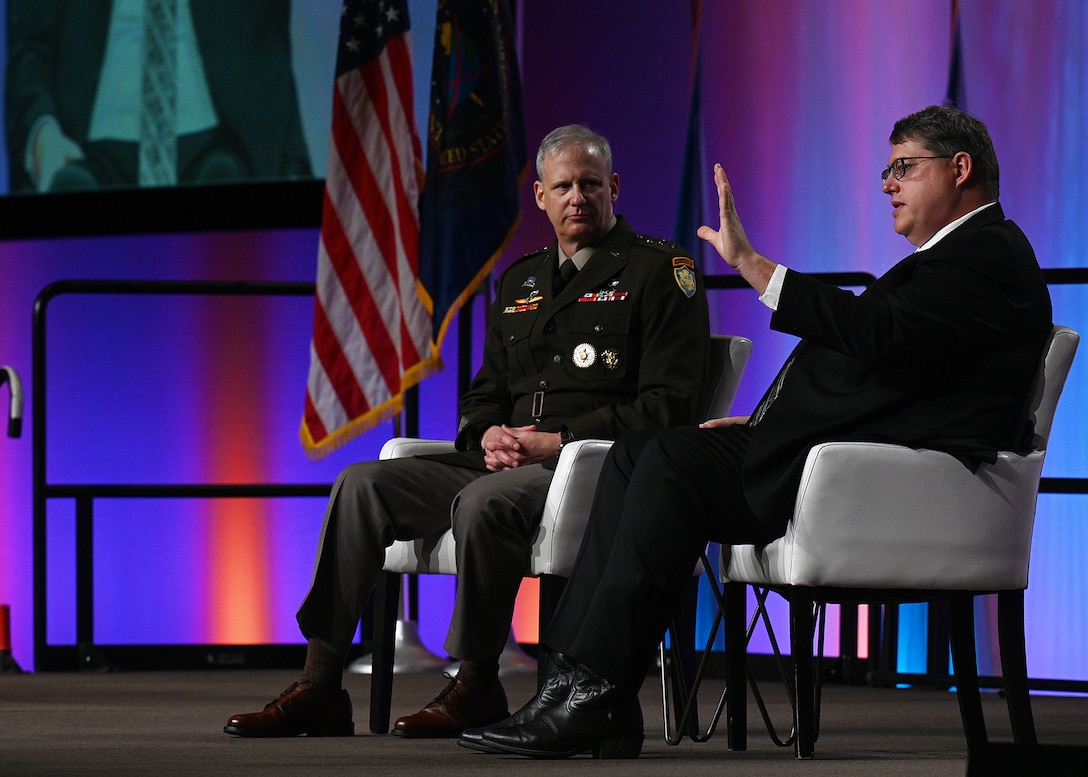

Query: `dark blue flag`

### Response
(945, 0, 967, 108)
(674, 0, 706, 271)
(418, 0, 527, 345)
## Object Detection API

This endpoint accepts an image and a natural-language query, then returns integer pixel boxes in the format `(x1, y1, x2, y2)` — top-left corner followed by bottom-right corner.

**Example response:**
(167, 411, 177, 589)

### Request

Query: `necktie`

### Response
(139, 0, 178, 186)
(749, 356, 794, 426)
(554, 259, 579, 294)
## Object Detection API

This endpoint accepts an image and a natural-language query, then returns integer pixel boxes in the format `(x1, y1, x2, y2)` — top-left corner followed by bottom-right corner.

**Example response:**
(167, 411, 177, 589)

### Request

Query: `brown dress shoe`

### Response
(392, 675, 509, 738)
(224, 682, 354, 737)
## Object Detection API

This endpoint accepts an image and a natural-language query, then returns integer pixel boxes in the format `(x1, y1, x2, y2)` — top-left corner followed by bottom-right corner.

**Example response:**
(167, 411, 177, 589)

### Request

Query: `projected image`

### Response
(3, 0, 335, 194)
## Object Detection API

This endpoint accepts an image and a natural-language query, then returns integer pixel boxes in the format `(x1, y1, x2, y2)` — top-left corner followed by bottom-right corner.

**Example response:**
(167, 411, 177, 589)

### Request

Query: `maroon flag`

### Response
(302, 0, 439, 458)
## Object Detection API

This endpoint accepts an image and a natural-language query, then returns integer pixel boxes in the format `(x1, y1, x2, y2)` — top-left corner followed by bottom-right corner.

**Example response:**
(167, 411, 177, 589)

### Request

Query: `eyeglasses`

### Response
(880, 156, 952, 182)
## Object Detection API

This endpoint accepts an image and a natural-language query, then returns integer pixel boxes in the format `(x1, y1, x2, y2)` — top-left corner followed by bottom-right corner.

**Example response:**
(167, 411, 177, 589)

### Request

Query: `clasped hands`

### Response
(481, 424, 561, 472)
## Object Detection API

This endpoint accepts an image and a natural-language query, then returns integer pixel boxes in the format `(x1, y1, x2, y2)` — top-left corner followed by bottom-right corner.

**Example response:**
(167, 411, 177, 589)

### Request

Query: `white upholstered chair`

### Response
(709, 325, 1077, 758)
(367, 333, 753, 733)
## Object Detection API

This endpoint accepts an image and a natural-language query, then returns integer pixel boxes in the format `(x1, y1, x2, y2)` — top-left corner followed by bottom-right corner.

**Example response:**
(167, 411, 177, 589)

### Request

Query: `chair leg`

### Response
(790, 592, 816, 759)
(369, 571, 401, 734)
(669, 575, 702, 736)
(997, 590, 1037, 746)
(724, 581, 747, 752)
(949, 594, 987, 747)
(927, 598, 952, 688)
(880, 604, 899, 681)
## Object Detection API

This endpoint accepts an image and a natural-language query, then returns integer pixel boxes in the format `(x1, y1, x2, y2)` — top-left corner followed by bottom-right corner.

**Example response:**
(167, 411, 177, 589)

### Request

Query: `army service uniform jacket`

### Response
(454, 215, 711, 457)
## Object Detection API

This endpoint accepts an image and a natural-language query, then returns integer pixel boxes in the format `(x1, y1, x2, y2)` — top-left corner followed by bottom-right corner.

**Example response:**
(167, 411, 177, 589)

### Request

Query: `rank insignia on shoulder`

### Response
(673, 257, 697, 298)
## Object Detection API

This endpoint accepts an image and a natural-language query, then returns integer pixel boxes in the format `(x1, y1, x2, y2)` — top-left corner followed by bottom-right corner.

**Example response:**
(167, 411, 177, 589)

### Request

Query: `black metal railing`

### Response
(31, 280, 335, 671)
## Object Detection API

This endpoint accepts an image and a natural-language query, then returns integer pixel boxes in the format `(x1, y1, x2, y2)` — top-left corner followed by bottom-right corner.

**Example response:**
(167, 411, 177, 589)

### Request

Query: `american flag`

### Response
(302, 0, 439, 458)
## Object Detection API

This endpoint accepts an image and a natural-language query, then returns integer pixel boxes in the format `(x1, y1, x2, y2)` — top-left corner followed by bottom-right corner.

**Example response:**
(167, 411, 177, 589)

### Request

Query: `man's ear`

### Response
(952, 151, 973, 187)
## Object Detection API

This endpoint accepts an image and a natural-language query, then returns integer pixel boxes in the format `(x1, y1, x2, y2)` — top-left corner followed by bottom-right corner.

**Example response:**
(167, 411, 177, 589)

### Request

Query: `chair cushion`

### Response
(725, 443, 1044, 591)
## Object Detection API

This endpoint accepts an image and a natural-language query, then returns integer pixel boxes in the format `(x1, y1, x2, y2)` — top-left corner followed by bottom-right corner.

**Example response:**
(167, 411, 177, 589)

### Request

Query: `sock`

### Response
(299, 637, 344, 691)
(456, 658, 500, 690)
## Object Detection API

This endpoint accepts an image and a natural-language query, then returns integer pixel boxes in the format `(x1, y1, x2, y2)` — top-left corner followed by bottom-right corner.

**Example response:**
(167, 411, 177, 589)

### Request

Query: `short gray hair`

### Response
(535, 125, 612, 179)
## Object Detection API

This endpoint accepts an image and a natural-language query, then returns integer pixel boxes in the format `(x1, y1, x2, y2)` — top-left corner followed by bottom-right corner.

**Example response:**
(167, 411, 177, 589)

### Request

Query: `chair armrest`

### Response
(379, 437, 457, 460)
(379, 437, 457, 573)
(530, 439, 614, 577)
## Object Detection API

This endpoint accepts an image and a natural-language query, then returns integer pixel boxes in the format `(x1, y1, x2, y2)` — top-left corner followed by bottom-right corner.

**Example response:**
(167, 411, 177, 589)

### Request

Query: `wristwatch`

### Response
(557, 426, 575, 454)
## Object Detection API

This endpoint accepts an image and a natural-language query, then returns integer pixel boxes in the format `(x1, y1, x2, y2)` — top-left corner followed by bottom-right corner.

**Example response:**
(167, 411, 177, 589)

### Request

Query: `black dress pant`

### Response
(542, 424, 781, 693)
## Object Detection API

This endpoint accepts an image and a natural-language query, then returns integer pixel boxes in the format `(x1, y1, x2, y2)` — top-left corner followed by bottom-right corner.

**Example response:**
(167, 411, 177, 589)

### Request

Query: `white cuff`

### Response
(757, 264, 787, 311)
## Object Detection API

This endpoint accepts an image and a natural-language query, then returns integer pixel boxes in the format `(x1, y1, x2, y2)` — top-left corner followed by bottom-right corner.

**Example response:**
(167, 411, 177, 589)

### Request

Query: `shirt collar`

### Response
(561, 215, 619, 270)
(915, 201, 998, 252)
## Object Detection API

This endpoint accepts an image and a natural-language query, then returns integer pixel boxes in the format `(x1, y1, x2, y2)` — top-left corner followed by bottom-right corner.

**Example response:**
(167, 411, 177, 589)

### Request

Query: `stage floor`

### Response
(1, 667, 1086, 776)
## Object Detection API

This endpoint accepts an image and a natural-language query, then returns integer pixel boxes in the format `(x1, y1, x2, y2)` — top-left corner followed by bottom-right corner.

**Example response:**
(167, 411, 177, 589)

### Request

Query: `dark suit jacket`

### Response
(743, 204, 1053, 528)
(5, 0, 312, 190)
(430, 216, 711, 469)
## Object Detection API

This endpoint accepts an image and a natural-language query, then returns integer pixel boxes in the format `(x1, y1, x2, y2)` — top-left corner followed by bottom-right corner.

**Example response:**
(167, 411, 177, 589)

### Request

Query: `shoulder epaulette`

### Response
(510, 245, 551, 266)
(633, 233, 688, 255)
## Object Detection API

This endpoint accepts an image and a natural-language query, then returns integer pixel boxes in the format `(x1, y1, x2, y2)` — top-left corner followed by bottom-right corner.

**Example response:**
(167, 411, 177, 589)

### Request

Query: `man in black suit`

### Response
(461, 105, 1054, 759)
(5, 0, 311, 191)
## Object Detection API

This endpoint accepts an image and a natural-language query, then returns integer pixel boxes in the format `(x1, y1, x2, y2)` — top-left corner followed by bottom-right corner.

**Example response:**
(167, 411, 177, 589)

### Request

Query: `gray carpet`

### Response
(1, 668, 1086, 776)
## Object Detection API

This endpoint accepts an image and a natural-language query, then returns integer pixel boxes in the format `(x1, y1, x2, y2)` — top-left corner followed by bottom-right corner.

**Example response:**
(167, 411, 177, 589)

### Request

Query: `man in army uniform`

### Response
(223, 124, 711, 739)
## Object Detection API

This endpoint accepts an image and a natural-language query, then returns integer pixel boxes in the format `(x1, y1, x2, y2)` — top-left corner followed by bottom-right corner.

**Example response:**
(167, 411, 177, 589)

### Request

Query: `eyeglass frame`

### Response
(880, 155, 953, 182)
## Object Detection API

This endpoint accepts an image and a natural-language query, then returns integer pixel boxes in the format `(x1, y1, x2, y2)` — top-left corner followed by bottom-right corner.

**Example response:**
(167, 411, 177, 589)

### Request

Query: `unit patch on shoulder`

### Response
(672, 256, 697, 298)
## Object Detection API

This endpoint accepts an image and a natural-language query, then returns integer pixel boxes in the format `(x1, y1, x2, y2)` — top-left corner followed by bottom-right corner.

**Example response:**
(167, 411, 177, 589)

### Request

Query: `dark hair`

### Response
(890, 105, 1000, 198)
(536, 125, 612, 179)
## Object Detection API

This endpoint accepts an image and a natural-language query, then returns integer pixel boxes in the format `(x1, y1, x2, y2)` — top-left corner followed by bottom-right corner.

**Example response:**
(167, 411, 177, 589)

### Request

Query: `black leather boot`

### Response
(460, 652, 576, 753)
(458, 662, 643, 759)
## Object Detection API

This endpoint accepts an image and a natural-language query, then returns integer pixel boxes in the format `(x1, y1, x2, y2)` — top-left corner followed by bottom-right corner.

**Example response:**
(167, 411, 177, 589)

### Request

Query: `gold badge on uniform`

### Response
(602, 350, 621, 370)
(572, 343, 597, 369)
(673, 256, 697, 298)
